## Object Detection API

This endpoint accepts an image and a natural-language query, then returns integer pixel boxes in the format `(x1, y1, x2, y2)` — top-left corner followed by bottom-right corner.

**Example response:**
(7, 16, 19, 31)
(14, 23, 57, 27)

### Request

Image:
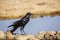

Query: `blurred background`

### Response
(0, 16, 60, 35)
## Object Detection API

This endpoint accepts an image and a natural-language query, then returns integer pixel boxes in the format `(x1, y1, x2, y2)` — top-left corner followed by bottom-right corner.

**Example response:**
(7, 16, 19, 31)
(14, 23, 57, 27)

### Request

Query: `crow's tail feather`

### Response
(8, 25, 13, 28)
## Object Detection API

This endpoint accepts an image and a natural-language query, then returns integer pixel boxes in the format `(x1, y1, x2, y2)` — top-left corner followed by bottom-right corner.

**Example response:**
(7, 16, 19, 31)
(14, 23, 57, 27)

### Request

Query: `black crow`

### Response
(8, 12, 33, 34)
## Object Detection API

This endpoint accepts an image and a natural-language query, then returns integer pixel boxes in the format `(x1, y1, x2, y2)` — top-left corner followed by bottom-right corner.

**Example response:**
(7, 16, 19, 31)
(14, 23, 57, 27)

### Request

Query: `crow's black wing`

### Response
(13, 20, 21, 25)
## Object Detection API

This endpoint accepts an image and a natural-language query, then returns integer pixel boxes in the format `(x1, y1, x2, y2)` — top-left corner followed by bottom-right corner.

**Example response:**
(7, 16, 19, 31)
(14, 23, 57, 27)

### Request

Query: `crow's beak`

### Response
(31, 14, 34, 15)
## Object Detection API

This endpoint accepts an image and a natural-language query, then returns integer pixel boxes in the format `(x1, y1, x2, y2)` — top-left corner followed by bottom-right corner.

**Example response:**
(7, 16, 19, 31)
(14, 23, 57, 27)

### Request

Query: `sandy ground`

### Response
(0, 30, 60, 40)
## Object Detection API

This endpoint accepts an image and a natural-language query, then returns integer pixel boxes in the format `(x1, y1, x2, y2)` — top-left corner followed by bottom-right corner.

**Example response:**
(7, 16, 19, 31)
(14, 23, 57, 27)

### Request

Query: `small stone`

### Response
(44, 32, 54, 40)
(35, 31, 46, 39)
(56, 31, 60, 39)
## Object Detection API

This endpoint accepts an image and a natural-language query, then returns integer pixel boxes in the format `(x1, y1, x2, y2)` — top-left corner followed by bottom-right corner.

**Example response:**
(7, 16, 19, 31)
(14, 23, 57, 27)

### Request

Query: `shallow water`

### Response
(0, 16, 60, 35)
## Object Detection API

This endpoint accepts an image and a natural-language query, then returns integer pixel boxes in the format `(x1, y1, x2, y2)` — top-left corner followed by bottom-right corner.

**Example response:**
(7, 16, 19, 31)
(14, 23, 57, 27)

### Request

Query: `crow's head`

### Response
(25, 12, 34, 18)
(26, 12, 34, 16)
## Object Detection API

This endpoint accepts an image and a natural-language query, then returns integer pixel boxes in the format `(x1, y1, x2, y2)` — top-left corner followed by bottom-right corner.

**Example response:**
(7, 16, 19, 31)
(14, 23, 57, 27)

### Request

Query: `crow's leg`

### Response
(20, 27, 26, 35)
(22, 25, 26, 34)
(23, 29, 26, 34)
(20, 27, 24, 35)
